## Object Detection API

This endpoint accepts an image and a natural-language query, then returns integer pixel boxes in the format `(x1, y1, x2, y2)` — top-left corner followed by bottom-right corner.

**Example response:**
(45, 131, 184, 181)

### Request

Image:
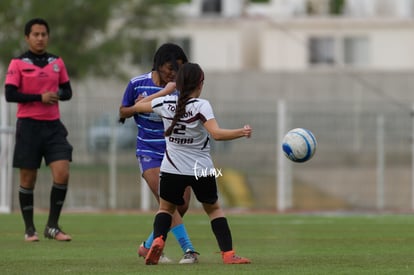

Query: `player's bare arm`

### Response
(140, 82, 176, 103)
(204, 119, 252, 140)
(119, 105, 136, 120)
(119, 82, 176, 119)
(131, 82, 177, 114)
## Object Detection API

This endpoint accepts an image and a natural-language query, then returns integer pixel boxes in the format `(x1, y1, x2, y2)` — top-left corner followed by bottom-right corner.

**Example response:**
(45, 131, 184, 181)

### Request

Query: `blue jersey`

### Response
(121, 72, 175, 159)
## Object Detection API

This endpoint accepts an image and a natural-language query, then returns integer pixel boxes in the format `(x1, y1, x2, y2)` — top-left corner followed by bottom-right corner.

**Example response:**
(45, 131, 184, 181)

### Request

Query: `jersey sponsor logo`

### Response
(39, 72, 48, 78)
(167, 104, 193, 118)
(168, 136, 194, 144)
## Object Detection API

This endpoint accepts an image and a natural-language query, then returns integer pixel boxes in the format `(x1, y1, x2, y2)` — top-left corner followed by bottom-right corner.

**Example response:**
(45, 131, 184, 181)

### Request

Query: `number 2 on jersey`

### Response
(173, 123, 186, 135)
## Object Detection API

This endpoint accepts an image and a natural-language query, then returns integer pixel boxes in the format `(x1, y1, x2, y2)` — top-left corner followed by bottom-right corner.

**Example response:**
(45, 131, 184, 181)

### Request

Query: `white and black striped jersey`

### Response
(152, 95, 215, 176)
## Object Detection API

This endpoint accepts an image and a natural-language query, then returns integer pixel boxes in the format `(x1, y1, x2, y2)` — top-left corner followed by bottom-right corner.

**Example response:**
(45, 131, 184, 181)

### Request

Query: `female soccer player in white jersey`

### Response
(130, 62, 252, 265)
(119, 43, 197, 263)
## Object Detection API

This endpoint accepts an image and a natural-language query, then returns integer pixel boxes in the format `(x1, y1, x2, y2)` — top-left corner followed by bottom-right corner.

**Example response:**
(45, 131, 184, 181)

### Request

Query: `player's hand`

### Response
(41, 91, 59, 105)
(135, 95, 144, 103)
(243, 125, 252, 138)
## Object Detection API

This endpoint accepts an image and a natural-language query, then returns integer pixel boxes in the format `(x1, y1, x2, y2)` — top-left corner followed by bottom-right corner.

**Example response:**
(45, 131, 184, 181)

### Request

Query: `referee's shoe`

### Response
(44, 226, 72, 241)
(24, 227, 39, 242)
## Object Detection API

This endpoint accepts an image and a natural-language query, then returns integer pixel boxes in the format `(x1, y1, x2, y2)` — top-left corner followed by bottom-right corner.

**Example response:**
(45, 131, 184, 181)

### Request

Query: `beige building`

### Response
(163, 0, 414, 72)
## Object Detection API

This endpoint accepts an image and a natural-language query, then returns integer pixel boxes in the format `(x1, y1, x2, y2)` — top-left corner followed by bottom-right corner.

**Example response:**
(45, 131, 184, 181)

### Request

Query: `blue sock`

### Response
(144, 232, 154, 249)
(171, 223, 195, 253)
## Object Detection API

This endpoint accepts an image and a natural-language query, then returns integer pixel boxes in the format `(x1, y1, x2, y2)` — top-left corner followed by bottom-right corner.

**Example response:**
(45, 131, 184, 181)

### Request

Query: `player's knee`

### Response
(55, 171, 69, 184)
(202, 201, 221, 216)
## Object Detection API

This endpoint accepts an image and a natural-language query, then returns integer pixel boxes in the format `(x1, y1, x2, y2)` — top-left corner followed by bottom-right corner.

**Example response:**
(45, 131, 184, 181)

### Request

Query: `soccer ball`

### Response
(282, 128, 317, 163)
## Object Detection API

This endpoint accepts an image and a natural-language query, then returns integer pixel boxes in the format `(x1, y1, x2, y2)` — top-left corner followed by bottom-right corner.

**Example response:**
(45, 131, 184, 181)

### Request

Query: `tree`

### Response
(0, 0, 182, 79)
(329, 0, 345, 15)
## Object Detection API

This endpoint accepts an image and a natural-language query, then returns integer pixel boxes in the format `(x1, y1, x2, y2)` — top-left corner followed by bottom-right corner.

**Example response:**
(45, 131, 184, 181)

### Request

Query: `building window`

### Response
(308, 35, 369, 67)
(343, 36, 369, 66)
(308, 37, 335, 65)
(202, 0, 222, 15)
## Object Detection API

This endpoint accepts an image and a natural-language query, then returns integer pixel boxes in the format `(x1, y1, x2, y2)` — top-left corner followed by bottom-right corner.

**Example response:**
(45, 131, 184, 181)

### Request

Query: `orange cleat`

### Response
(145, 236, 165, 265)
(222, 250, 251, 264)
(138, 241, 172, 263)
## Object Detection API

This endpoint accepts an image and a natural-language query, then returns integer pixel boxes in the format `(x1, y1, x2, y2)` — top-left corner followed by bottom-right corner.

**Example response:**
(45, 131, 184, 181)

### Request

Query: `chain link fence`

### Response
(2, 70, 414, 212)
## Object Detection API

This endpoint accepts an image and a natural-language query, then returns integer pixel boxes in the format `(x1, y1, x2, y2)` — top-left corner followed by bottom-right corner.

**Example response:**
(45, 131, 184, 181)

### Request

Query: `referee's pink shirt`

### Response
(5, 57, 69, 120)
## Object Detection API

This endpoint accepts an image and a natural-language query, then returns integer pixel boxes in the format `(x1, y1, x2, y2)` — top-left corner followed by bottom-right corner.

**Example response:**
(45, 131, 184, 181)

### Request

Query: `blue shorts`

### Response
(137, 155, 162, 174)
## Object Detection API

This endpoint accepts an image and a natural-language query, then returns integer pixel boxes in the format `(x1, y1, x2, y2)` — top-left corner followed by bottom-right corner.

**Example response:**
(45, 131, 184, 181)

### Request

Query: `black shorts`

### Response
(159, 172, 218, 206)
(13, 118, 73, 169)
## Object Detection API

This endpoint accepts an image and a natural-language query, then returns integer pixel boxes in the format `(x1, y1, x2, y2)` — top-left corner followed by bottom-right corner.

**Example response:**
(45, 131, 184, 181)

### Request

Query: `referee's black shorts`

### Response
(159, 172, 218, 205)
(13, 118, 73, 169)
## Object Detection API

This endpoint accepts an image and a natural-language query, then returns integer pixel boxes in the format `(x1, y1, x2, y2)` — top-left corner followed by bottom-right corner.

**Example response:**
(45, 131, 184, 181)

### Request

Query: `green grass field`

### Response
(0, 212, 413, 274)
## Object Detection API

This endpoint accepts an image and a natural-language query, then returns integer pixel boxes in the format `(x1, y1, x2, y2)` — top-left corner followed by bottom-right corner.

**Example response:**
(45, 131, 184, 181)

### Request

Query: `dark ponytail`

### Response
(165, 63, 204, 136)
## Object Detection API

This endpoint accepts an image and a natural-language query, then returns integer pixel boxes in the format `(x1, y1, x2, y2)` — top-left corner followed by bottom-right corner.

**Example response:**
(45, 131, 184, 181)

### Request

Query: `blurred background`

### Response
(1, 0, 414, 213)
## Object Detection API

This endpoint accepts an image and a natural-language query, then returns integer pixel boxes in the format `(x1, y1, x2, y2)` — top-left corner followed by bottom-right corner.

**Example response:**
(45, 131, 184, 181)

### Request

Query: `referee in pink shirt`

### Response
(5, 18, 73, 242)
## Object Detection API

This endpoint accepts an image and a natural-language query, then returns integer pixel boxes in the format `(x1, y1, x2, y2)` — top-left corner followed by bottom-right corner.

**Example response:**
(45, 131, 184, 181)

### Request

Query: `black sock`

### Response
(47, 183, 67, 228)
(211, 217, 233, 252)
(153, 212, 172, 242)
(19, 186, 35, 232)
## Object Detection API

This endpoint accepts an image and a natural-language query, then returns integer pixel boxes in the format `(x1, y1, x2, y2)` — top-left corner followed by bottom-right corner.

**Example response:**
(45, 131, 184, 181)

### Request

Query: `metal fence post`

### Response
(376, 114, 385, 210)
(277, 100, 287, 212)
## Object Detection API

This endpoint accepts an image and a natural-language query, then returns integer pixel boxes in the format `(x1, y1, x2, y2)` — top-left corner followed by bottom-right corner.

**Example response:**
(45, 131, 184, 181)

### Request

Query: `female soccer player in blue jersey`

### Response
(119, 43, 198, 264)
(130, 63, 252, 265)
